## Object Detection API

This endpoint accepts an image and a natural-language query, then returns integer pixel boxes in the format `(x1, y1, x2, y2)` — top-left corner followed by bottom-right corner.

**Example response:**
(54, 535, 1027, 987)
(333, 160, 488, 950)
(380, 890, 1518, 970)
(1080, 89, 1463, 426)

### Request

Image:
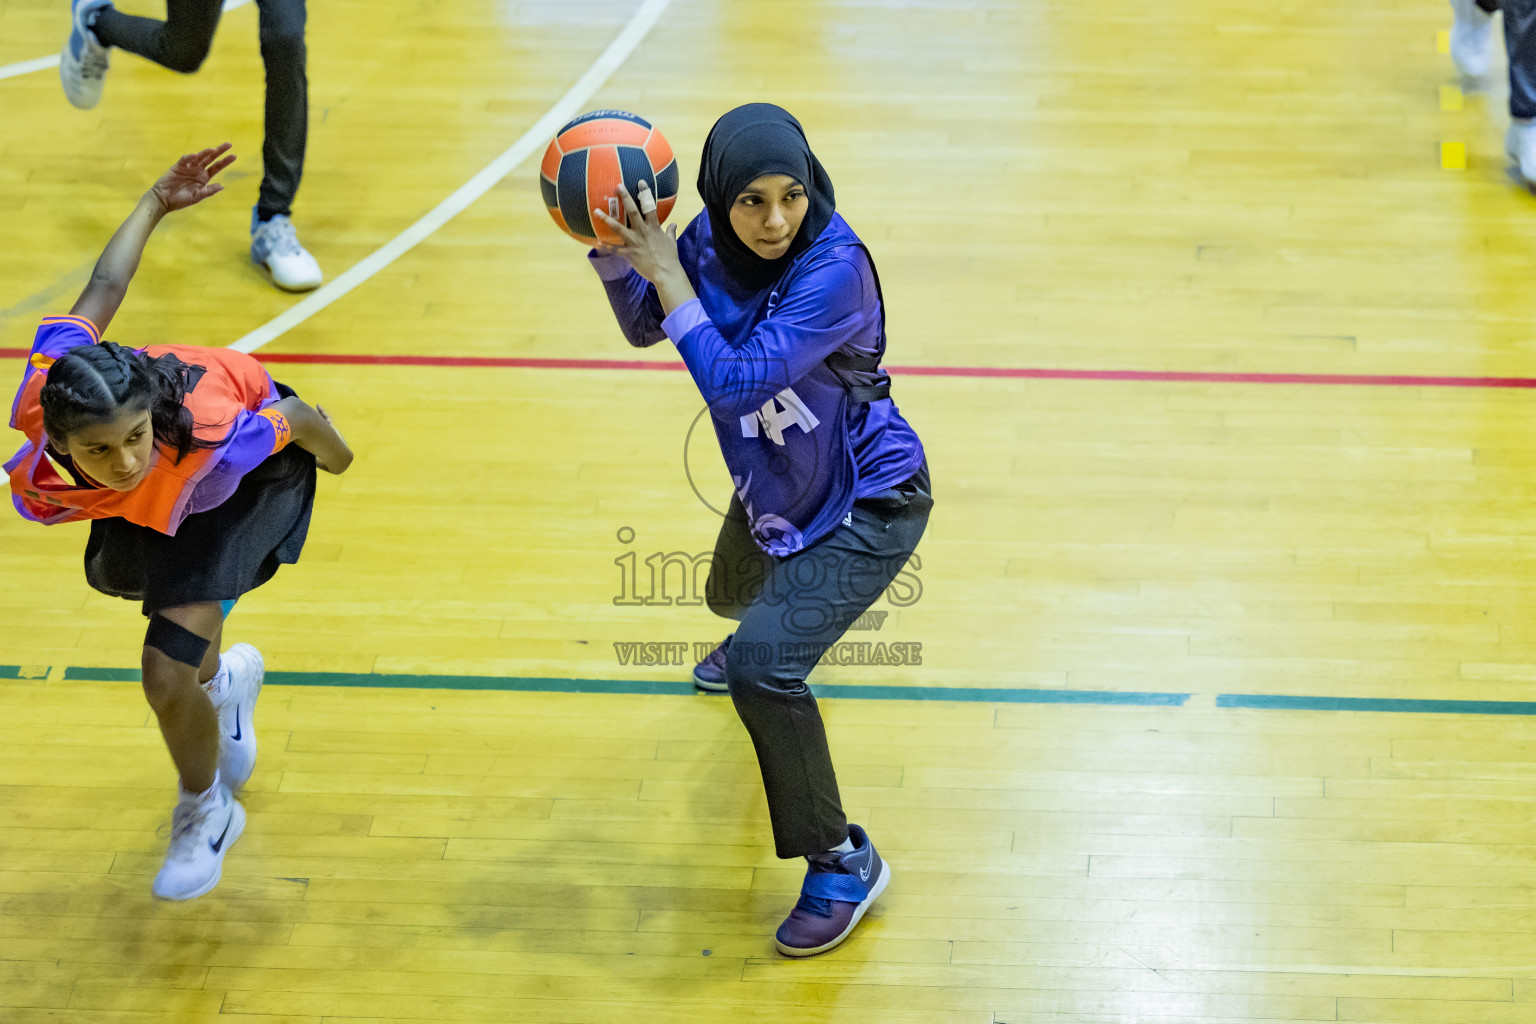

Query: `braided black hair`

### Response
(39, 342, 223, 463)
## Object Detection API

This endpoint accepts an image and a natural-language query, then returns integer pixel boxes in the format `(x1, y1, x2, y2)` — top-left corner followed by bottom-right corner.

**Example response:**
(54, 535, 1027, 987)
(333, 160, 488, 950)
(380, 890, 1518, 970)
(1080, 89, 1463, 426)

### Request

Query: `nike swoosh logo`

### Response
(230, 706, 242, 742)
(210, 816, 231, 854)
(859, 863, 871, 882)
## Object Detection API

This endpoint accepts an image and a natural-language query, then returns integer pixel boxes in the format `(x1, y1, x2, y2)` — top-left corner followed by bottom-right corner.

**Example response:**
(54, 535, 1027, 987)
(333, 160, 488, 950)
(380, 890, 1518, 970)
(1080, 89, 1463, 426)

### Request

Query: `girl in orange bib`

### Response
(6, 145, 354, 900)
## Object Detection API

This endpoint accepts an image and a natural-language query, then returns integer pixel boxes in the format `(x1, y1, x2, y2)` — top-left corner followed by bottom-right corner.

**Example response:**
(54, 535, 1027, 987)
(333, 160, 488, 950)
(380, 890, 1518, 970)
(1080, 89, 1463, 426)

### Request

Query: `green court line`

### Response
(56, 666, 1189, 706)
(62, 667, 141, 682)
(1218, 693, 1536, 716)
(45, 667, 1536, 716)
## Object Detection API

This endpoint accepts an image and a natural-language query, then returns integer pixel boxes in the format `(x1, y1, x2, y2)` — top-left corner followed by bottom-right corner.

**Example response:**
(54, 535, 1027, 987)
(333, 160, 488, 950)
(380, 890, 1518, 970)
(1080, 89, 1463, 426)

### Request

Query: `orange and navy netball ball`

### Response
(540, 110, 678, 247)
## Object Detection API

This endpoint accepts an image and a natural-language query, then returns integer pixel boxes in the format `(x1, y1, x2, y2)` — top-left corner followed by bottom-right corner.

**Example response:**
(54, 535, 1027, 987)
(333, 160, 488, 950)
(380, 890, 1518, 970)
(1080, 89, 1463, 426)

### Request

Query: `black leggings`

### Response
(1508, 0, 1536, 120)
(92, 0, 308, 220)
(1470, 0, 1536, 120)
(706, 463, 932, 858)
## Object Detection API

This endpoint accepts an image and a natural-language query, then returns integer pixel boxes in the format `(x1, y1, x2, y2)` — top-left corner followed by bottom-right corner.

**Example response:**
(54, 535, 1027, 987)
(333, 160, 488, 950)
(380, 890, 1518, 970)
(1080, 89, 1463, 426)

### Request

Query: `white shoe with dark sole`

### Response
(251, 212, 323, 291)
(60, 0, 112, 109)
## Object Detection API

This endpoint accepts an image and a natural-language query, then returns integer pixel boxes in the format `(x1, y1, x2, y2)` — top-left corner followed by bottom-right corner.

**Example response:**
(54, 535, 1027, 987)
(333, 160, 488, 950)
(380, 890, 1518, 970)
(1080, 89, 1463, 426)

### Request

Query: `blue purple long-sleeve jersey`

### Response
(592, 211, 925, 556)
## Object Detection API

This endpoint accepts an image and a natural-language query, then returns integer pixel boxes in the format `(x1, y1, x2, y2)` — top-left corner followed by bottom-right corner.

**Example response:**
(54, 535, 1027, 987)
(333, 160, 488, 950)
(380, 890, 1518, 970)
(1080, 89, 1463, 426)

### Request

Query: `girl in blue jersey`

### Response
(589, 103, 932, 957)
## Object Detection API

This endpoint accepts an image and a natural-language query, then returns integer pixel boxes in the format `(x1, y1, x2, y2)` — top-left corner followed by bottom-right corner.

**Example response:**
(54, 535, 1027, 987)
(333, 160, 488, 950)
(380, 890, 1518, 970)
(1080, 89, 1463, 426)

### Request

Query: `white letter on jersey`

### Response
(739, 387, 821, 446)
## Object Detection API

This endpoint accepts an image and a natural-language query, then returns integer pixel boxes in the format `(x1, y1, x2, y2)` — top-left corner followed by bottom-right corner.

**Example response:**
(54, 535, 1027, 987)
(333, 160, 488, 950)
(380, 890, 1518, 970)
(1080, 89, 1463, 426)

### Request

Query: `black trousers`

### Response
(1507, 0, 1536, 119)
(706, 463, 932, 859)
(92, 0, 308, 219)
(1474, 0, 1536, 118)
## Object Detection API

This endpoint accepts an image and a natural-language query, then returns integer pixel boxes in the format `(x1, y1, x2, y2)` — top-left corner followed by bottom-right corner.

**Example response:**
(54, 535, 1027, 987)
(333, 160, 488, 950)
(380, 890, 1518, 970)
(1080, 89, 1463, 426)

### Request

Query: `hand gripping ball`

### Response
(540, 109, 678, 246)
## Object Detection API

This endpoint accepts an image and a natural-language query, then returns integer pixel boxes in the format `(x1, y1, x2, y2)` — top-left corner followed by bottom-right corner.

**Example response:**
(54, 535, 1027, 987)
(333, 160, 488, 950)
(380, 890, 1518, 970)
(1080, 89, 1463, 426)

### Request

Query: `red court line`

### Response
(6, 348, 1536, 389)
(258, 353, 689, 372)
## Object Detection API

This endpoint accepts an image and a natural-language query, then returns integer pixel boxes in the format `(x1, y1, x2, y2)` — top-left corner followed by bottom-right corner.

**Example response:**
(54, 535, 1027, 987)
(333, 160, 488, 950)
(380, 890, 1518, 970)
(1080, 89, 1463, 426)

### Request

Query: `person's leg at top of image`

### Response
(1501, 0, 1536, 183)
(249, 0, 323, 291)
(62, 0, 221, 109)
(61, 0, 323, 290)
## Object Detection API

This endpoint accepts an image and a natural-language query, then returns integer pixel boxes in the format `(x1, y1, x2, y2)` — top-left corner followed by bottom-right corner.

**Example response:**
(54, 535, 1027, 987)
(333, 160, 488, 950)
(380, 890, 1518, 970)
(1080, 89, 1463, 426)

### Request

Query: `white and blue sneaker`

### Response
(250, 210, 323, 292)
(60, 0, 113, 109)
(216, 643, 264, 791)
(152, 781, 245, 900)
(1450, 0, 1496, 79)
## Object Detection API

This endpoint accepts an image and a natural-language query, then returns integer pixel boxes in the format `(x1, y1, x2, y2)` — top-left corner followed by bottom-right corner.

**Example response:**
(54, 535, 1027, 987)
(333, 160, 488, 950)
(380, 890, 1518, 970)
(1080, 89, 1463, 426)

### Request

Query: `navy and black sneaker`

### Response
(774, 824, 891, 957)
(691, 633, 733, 692)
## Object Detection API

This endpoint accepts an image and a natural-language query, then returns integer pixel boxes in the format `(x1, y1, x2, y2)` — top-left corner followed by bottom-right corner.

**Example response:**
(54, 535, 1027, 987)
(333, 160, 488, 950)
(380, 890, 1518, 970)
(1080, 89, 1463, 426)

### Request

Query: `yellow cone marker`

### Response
(1437, 29, 1451, 53)
(1440, 83, 1464, 110)
(1441, 141, 1467, 170)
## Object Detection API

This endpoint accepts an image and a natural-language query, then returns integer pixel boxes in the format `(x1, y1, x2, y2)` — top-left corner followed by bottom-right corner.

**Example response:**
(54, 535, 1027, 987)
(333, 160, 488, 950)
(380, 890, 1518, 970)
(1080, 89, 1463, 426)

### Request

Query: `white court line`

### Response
(0, 55, 58, 81)
(0, 0, 253, 82)
(231, 0, 673, 354)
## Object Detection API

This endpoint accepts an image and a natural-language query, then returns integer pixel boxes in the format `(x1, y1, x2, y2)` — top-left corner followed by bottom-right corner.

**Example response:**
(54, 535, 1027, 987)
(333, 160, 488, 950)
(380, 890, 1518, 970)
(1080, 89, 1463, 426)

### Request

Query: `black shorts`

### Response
(83, 395, 317, 616)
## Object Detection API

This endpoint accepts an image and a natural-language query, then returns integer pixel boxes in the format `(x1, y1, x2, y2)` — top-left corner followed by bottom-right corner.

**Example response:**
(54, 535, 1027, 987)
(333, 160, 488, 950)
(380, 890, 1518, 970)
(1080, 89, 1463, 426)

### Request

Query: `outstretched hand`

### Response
(149, 143, 236, 214)
(593, 180, 682, 285)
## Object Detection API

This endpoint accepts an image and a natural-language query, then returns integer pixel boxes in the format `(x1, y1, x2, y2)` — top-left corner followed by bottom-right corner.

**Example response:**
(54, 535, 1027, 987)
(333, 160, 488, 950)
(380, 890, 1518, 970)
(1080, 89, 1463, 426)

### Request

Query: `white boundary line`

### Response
(0, 0, 252, 81)
(230, 0, 673, 354)
(0, 55, 58, 81)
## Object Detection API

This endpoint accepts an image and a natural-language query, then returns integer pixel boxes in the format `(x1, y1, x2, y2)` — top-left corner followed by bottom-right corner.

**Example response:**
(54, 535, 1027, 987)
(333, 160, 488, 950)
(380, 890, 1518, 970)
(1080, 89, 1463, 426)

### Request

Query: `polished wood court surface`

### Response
(7, 0, 1536, 1020)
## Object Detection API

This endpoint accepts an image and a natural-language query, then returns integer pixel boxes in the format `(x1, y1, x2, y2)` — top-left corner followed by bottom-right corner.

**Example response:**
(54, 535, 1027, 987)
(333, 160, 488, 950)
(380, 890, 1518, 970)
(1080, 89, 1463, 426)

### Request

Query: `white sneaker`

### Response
(250, 212, 323, 292)
(1508, 119, 1536, 185)
(1450, 0, 1496, 79)
(152, 783, 245, 900)
(216, 644, 264, 791)
(60, 0, 112, 110)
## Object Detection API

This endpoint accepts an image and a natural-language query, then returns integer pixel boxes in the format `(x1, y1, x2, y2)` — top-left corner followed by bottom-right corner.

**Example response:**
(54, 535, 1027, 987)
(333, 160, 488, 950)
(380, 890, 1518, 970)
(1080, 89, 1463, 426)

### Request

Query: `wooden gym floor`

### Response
(7, 0, 1536, 1020)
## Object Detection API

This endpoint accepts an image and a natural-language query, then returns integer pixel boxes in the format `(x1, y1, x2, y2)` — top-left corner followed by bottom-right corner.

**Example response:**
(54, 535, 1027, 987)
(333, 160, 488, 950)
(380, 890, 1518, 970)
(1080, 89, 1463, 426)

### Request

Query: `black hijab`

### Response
(697, 103, 837, 289)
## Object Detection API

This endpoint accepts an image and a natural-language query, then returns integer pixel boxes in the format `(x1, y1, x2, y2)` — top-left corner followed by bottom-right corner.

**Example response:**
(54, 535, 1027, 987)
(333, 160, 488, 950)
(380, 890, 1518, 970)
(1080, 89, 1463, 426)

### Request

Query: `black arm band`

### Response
(145, 614, 212, 668)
